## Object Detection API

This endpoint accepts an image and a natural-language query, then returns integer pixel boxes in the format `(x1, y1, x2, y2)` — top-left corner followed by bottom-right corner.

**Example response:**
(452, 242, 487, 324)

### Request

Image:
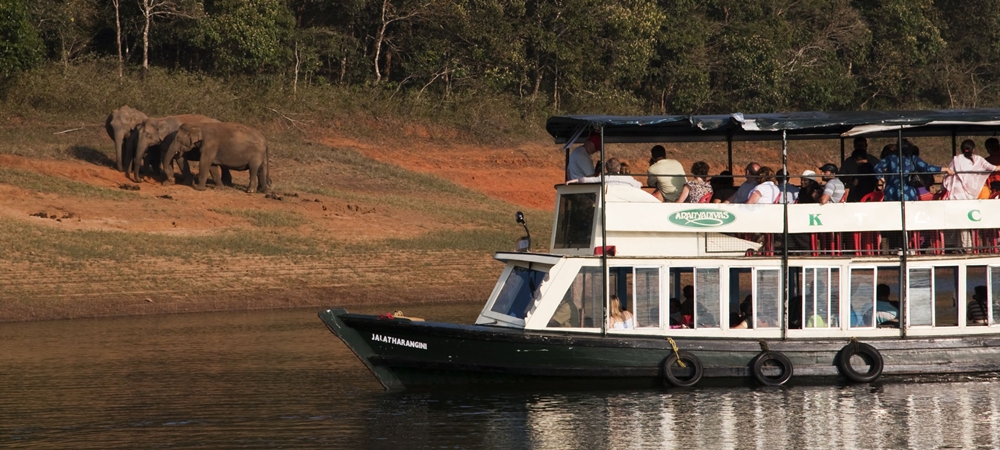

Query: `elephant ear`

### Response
(179, 124, 204, 150)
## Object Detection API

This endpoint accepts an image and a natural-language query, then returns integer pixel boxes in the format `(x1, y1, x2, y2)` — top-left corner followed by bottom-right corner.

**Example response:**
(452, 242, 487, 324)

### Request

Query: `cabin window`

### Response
(666, 268, 719, 329)
(728, 268, 780, 329)
(992, 267, 1000, 326)
(907, 266, 959, 327)
(633, 267, 661, 328)
(849, 267, 900, 328)
(934, 267, 958, 327)
(908, 268, 933, 326)
(967, 266, 989, 326)
(491, 266, 547, 319)
(548, 267, 602, 328)
(800, 267, 840, 329)
(553, 193, 596, 249)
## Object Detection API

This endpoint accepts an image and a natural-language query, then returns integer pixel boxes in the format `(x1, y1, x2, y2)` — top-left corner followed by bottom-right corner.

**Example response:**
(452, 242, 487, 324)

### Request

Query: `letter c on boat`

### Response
(836, 341, 883, 383)
(969, 210, 982, 222)
(750, 351, 794, 386)
(662, 350, 704, 387)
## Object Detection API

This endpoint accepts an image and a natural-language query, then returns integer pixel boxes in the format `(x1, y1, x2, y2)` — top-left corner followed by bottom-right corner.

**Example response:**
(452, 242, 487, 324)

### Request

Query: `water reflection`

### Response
(3, 304, 1000, 448)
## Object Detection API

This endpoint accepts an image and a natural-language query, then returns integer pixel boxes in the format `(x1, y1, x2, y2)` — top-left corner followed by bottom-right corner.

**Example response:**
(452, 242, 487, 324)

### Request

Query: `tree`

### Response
(136, 0, 202, 77)
(0, 0, 43, 80)
(195, 0, 294, 75)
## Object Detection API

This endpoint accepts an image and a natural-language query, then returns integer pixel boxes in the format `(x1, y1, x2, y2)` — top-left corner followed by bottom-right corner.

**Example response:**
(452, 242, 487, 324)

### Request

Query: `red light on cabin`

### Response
(594, 245, 616, 256)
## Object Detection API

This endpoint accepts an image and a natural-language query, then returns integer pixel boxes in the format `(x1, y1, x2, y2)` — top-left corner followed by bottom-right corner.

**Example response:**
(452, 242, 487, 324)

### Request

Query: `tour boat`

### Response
(320, 109, 1000, 390)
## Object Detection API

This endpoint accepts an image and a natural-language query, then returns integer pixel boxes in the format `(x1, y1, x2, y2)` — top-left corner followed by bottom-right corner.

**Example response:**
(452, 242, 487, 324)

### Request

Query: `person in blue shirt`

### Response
(873, 139, 954, 201)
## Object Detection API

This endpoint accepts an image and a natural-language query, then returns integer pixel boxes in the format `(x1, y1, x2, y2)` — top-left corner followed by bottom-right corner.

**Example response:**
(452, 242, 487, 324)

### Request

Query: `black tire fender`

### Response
(836, 342, 883, 383)
(751, 351, 794, 386)
(662, 350, 704, 387)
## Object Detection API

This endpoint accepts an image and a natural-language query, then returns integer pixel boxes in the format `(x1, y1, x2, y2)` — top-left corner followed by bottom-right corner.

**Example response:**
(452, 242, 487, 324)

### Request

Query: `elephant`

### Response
(104, 105, 147, 173)
(132, 114, 225, 184)
(164, 122, 271, 193)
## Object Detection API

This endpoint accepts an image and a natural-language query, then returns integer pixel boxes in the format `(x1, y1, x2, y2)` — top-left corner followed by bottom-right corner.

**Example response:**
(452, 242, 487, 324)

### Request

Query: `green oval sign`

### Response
(669, 209, 736, 228)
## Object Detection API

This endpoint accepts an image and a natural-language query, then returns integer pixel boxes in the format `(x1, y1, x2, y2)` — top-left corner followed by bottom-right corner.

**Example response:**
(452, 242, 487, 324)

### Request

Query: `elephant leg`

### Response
(222, 167, 233, 187)
(194, 160, 211, 191)
(210, 165, 223, 187)
(182, 159, 194, 185)
(247, 163, 261, 193)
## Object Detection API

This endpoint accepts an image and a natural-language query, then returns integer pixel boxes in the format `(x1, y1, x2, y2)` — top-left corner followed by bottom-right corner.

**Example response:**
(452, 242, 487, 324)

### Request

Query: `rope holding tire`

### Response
(662, 350, 703, 387)
(750, 351, 793, 386)
(836, 340, 883, 383)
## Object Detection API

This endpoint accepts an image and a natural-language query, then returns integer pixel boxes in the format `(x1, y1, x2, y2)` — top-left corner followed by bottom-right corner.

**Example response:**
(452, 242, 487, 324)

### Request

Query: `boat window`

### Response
(491, 266, 547, 319)
(850, 267, 901, 329)
(548, 266, 602, 328)
(967, 266, 989, 326)
(909, 268, 933, 326)
(665, 267, 720, 329)
(801, 267, 840, 329)
(695, 268, 721, 328)
(553, 193, 596, 249)
(728, 268, 780, 329)
(633, 267, 660, 328)
(934, 267, 958, 327)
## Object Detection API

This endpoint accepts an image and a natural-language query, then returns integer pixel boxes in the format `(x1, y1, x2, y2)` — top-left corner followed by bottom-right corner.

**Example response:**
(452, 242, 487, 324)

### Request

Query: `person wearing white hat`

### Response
(798, 170, 822, 203)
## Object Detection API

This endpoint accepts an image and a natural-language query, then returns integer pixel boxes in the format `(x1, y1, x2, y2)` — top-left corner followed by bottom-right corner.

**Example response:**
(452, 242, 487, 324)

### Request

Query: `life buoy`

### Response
(750, 351, 793, 386)
(836, 342, 883, 383)
(662, 351, 704, 387)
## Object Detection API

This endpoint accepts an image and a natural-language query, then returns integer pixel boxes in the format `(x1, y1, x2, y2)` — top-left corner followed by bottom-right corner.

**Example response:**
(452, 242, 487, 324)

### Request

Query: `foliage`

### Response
(4, 0, 1000, 113)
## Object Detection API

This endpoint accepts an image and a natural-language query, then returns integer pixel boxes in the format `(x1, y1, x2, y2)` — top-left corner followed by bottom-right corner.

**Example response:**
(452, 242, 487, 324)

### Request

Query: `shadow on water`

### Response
(69, 145, 114, 168)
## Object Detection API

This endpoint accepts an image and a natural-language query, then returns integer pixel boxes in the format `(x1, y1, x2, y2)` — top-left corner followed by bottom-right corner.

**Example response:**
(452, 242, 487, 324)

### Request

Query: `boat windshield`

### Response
(491, 266, 547, 319)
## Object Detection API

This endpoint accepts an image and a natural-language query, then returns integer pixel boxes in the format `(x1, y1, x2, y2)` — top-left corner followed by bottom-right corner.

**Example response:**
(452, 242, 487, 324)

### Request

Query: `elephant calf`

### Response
(164, 122, 270, 193)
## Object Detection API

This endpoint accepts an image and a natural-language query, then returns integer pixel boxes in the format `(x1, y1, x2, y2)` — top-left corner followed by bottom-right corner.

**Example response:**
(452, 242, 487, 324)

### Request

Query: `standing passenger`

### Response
(943, 139, 1000, 199)
(646, 145, 686, 202)
(986, 138, 1000, 192)
(873, 140, 954, 201)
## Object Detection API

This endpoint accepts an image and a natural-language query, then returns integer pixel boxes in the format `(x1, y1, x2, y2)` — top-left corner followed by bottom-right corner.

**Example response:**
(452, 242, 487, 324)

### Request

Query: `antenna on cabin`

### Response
(515, 211, 531, 252)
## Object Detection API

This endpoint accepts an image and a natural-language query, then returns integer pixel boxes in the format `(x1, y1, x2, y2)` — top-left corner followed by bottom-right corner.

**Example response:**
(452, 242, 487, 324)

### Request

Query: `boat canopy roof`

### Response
(546, 109, 1000, 144)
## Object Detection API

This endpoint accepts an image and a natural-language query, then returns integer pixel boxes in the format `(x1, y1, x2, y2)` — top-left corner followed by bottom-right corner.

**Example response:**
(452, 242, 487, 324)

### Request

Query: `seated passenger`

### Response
(609, 295, 635, 329)
(727, 162, 761, 203)
(732, 295, 755, 329)
(668, 297, 687, 328)
(819, 164, 847, 204)
(845, 149, 877, 202)
(776, 169, 799, 203)
(710, 170, 737, 203)
(676, 161, 713, 203)
(567, 133, 599, 181)
(747, 166, 780, 204)
(646, 145, 686, 202)
(575, 157, 642, 188)
(968, 285, 989, 326)
(867, 284, 899, 326)
(798, 170, 823, 203)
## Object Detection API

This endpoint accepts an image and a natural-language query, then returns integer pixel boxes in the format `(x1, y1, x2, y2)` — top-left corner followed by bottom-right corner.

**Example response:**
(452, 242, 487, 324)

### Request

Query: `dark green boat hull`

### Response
(318, 308, 1000, 390)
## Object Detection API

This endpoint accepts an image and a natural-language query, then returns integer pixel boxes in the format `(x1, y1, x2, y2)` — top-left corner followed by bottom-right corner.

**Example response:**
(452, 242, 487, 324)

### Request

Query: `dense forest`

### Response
(3, 0, 1000, 115)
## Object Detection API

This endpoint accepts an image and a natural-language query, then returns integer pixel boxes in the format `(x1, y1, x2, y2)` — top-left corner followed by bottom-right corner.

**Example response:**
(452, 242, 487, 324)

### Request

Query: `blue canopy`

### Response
(546, 109, 1000, 144)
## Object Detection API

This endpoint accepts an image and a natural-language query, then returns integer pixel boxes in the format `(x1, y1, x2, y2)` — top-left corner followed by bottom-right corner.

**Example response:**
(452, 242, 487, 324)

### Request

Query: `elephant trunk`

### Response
(113, 128, 126, 173)
(134, 135, 150, 182)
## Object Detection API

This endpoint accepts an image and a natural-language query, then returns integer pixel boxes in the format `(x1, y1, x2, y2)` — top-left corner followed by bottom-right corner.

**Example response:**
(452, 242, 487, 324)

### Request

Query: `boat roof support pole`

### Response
(727, 135, 734, 173)
(781, 130, 789, 340)
(840, 138, 845, 165)
(599, 126, 608, 337)
(952, 129, 957, 156)
(898, 127, 909, 338)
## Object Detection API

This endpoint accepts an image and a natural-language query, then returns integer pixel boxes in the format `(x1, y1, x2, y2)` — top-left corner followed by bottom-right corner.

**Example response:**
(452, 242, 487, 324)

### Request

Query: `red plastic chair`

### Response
(699, 191, 713, 203)
(853, 191, 883, 255)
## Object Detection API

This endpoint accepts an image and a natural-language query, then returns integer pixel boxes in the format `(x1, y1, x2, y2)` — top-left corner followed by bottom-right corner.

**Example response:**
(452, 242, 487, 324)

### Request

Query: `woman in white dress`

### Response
(609, 295, 635, 329)
(747, 166, 781, 204)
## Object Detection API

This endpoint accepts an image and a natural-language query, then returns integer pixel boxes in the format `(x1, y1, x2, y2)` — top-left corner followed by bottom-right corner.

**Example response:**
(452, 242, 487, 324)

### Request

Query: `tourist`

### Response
(969, 286, 989, 326)
(609, 295, 635, 329)
(873, 139, 954, 201)
(776, 169, 799, 203)
(845, 149, 877, 202)
(727, 162, 761, 203)
(567, 133, 599, 181)
(943, 139, 1000, 200)
(819, 163, 847, 204)
(986, 138, 1000, 192)
(797, 170, 822, 204)
(675, 161, 713, 203)
(710, 170, 737, 203)
(574, 157, 642, 188)
(646, 145, 686, 202)
(747, 166, 780, 204)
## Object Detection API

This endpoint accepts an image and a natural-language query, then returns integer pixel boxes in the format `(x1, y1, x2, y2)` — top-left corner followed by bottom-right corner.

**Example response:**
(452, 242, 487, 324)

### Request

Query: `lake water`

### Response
(4, 303, 1000, 449)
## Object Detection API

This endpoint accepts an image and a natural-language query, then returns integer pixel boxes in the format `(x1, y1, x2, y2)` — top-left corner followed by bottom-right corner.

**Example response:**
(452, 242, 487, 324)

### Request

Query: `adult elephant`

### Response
(132, 114, 226, 184)
(104, 105, 147, 173)
(164, 122, 270, 193)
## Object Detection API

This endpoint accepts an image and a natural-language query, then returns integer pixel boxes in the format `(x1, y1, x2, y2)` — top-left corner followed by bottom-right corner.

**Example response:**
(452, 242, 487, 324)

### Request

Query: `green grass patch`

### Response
(210, 208, 307, 228)
(0, 167, 138, 200)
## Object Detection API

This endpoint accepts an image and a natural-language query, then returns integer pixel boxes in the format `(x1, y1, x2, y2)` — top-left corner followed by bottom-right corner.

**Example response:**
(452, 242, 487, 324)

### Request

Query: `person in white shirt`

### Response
(747, 166, 781, 204)
(575, 158, 642, 188)
(567, 134, 600, 181)
(944, 139, 1000, 199)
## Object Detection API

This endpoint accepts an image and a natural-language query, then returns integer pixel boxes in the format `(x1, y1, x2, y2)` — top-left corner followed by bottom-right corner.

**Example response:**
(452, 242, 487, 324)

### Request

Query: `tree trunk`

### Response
(293, 41, 300, 98)
(374, 0, 389, 83)
(142, 1, 151, 80)
(340, 56, 347, 84)
(114, 0, 123, 79)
